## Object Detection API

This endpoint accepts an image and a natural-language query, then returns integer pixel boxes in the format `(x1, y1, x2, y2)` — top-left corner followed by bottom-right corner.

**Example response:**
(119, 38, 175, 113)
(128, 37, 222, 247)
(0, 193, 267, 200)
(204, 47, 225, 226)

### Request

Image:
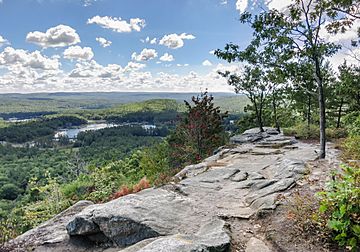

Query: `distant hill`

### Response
(0, 92, 248, 114)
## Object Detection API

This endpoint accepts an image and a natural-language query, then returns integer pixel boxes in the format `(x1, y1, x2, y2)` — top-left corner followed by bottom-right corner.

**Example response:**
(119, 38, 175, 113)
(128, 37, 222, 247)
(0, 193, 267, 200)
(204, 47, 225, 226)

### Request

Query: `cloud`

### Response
(159, 33, 195, 49)
(236, 0, 248, 14)
(87, 16, 146, 33)
(63, 46, 94, 61)
(0, 46, 240, 92)
(159, 53, 174, 62)
(220, 0, 228, 5)
(0, 47, 60, 70)
(265, 0, 292, 11)
(131, 48, 158, 61)
(96, 37, 112, 47)
(69, 60, 122, 79)
(83, 0, 100, 6)
(202, 60, 213, 66)
(124, 61, 146, 72)
(26, 25, 81, 48)
(0, 35, 9, 47)
(141, 36, 157, 44)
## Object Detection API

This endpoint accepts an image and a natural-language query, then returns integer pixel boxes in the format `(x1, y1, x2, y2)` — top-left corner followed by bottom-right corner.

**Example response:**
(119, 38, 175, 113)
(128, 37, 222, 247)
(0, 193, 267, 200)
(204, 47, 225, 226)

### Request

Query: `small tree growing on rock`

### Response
(168, 91, 228, 168)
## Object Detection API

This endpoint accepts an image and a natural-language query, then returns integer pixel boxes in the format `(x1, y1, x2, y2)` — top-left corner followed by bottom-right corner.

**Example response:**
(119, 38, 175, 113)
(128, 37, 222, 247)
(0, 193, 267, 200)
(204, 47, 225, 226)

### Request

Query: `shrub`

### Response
(139, 141, 171, 183)
(168, 91, 228, 168)
(283, 123, 348, 140)
(0, 184, 22, 200)
(341, 136, 360, 166)
(0, 217, 20, 244)
(326, 128, 348, 139)
(109, 177, 150, 200)
(61, 175, 93, 200)
(317, 165, 360, 251)
(343, 112, 360, 136)
(283, 123, 319, 139)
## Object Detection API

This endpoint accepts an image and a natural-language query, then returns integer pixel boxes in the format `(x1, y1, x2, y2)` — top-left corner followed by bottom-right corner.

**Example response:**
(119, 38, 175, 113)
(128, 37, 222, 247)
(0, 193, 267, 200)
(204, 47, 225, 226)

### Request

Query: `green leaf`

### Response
(328, 220, 342, 231)
(340, 204, 347, 217)
(319, 204, 327, 213)
(348, 237, 357, 250)
(352, 225, 360, 236)
(334, 232, 347, 241)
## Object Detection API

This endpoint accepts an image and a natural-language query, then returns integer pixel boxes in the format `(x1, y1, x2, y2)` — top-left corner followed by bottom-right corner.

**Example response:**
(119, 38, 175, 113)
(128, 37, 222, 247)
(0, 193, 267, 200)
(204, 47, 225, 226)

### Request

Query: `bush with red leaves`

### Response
(109, 177, 150, 200)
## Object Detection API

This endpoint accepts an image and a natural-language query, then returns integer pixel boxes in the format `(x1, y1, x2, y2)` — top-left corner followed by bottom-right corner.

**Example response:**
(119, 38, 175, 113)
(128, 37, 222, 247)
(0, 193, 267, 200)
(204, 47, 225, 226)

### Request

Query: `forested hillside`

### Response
(0, 95, 240, 243)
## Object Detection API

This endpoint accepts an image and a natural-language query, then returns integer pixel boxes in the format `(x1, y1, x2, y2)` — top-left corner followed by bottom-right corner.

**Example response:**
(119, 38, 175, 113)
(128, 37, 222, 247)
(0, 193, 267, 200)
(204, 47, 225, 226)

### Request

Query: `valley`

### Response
(0, 92, 247, 243)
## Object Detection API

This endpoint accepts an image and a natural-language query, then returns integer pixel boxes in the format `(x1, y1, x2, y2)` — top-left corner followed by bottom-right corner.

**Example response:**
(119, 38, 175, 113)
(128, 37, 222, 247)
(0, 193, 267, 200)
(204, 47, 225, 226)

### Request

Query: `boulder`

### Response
(2, 200, 94, 252)
(121, 219, 230, 252)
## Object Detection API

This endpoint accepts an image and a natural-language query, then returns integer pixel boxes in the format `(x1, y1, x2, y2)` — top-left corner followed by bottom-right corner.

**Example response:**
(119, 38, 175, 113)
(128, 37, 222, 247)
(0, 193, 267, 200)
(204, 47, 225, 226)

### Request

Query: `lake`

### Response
(54, 123, 157, 139)
(54, 123, 118, 139)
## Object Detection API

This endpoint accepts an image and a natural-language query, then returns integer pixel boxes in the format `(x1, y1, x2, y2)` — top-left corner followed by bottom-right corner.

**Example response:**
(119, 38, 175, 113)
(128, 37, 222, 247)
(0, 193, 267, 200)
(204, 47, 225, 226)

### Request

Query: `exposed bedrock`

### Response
(5, 128, 319, 252)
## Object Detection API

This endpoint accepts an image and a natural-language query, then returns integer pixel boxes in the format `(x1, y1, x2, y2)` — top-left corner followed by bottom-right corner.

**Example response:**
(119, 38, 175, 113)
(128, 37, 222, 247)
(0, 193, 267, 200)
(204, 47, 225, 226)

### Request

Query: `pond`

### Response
(54, 123, 157, 139)
(54, 123, 118, 139)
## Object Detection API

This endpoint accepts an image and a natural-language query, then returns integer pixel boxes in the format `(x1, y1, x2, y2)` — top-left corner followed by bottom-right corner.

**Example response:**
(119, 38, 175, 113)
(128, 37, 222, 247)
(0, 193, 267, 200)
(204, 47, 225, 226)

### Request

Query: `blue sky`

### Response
(0, 0, 357, 92)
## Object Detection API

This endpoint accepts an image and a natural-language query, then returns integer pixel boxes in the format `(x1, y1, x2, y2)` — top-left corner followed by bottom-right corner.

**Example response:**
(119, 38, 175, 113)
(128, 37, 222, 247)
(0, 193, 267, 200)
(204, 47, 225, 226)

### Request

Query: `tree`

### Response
(338, 62, 360, 112)
(323, 0, 360, 34)
(0, 183, 22, 200)
(168, 92, 228, 168)
(217, 0, 360, 158)
(218, 66, 268, 132)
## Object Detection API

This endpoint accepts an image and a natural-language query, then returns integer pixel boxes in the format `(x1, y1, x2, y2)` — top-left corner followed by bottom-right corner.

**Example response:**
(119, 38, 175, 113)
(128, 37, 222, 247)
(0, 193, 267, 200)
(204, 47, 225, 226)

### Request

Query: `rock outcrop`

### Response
(2, 200, 94, 252)
(4, 128, 320, 252)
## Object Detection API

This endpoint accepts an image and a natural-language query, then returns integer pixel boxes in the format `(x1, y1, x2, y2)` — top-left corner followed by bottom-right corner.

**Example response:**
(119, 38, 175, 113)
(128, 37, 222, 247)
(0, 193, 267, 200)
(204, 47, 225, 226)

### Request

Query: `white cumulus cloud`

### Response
(0, 47, 60, 70)
(159, 53, 174, 62)
(150, 38, 157, 44)
(69, 60, 122, 79)
(64, 46, 94, 61)
(202, 60, 213, 66)
(26, 25, 81, 48)
(96, 37, 112, 47)
(236, 0, 248, 14)
(131, 48, 158, 62)
(87, 16, 146, 33)
(124, 61, 146, 72)
(265, 0, 292, 11)
(159, 33, 195, 49)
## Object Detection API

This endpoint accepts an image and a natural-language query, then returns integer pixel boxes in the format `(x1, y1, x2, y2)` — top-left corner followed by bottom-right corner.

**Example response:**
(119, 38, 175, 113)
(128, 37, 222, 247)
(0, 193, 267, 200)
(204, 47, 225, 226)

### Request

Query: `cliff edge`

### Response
(3, 128, 339, 252)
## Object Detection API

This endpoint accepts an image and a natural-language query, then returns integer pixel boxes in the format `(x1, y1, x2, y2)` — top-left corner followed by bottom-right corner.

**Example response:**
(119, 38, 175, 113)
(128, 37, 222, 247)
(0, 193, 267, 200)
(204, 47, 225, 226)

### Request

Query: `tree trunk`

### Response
(253, 97, 264, 132)
(272, 94, 280, 132)
(307, 94, 311, 128)
(336, 98, 343, 128)
(314, 58, 326, 159)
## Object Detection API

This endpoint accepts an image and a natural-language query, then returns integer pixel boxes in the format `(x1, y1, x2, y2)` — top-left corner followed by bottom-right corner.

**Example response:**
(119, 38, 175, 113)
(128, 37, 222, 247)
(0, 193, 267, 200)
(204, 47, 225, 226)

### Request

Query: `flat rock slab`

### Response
(7, 128, 320, 252)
